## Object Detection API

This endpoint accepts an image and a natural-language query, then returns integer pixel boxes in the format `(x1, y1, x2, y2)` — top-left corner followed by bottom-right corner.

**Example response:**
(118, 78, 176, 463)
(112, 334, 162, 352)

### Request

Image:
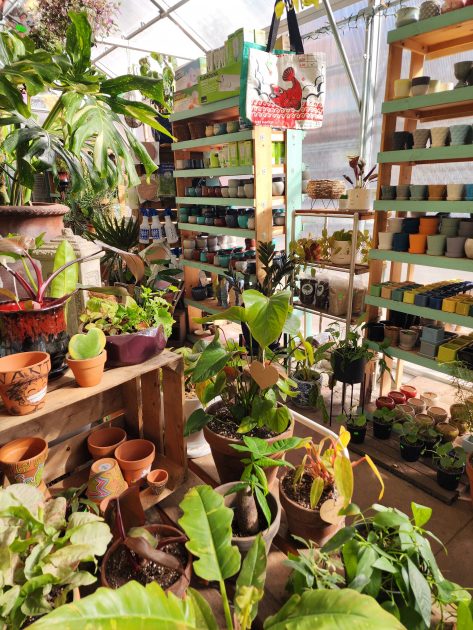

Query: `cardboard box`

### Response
(174, 85, 200, 113)
(226, 28, 266, 66)
(175, 57, 207, 91)
(228, 142, 239, 167)
(238, 140, 253, 166)
(198, 64, 240, 104)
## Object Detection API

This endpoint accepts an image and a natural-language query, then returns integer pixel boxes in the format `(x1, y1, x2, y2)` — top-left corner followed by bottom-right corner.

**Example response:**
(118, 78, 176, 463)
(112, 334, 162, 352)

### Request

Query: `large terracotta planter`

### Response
(87, 426, 127, 460)
(215, 482, 281, 558)
(100, 524, 192, 597)
(0, 436, 48, 487)
(0, 351, 50, 415)
(203, 402, 294, 485)
(0, 203, 68, 240)
(0, 300, 68, 378)
(66, 351, 107, 387)
(114, 439, 155, 485)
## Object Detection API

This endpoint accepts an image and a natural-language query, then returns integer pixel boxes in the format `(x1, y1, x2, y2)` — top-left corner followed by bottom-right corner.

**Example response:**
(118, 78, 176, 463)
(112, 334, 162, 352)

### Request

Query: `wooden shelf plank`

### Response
(176, 196, 285, 207)
(364, 294, 473, 328)
(378, 144, 473, 165)
(181, 259, 250, 279)
(173, 166, 253, 178)
(178, 222, 256, 238)
(184, 297, 225, 315)
(369, 248, 473, 272)
(170, 96, 240, 122)
(387, 6, 473, 59)
(382, 86, 473, 121)
(373, 200, 473, 213)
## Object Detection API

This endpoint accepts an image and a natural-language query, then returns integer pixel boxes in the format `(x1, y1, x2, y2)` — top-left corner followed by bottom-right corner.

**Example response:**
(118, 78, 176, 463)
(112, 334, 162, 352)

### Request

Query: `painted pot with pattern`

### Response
(291, 370, 322, 409)
(87, 457, 128, 504)
(0, 437, 48, 488)
(0, 351, 50, 415)
(419, 0, 441, 19)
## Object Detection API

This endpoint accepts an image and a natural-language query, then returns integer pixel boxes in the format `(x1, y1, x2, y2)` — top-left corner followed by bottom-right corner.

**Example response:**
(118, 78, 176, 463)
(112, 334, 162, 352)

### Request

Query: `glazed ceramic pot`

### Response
(394, 79, 411, 98)
(446, 236, 467, 257)
(381, 185, 397, 200)
(409, 398, 426, 414)
(415, 413, 434, 428)
(401, 384, 417, 399)
(421, 391, 439, 406)
(347, 187, 372, 210)
(392, 131, 414, 150)
(105, 326, 166, 368)
(411, 84, 429, 96)
(428, 79, 442, 93)
(291, 370, 322, 409)
(449, 124, 472, 146)
(114, 439, 156, 486)
(191, 286, 207, 301)
(392, 232, 409, 251)
(87, 426, 127, 460)
(388, 390, 407, 405)
(330, 240, 352, 265)
(419, 0, 441, 18)
(465, 238, 473, 258)
(378, 232, 394, 250)
(450, 403, 470, 421)
(66, 351, 107, 388)
(376, 396, 396, 410)
(396, 6, 419, 26)
(458, 220, 473, 237)
(387, 217, 404, 233)
(409, 184, 428, 200)
(0, 436, 48, 487)
(396, 184, 410, 199)
(87, 457, 128, 504)
(413, 129, 431, 149)
(419, 217, 440, 235)
(428, 184, 446, 200)
(399, 329, 417, 350)
(430, 127, 450, 147)
(147, 469, 169, 497)
(396, 404, 415, 420)
(427, 406, 448, 424)
(440, 216, 460, 235)
(0, 351, 50, 415)
(409, 233, 427, 254)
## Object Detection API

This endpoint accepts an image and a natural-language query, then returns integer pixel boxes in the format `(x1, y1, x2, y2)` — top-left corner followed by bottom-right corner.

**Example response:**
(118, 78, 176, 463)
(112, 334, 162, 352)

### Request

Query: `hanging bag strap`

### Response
(266, 0, 304, 54)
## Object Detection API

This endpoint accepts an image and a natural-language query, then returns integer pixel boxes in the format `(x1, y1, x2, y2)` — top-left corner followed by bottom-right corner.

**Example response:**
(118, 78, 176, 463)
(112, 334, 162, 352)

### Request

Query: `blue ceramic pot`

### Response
(392, 233, 409, 251)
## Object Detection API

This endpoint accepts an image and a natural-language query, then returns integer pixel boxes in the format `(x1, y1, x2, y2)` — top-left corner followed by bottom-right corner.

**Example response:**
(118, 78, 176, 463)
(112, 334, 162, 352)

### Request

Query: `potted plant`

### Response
(393, 420, 424, 461)
(279, 428, 384, 544)
(372, 406, 396, 439)
(418, 425, 440, 456)
(433, 441, 467, 491)
(184, 289, 301, 484)
(66, 327, 107, 387)
(338, 412, 367, 444)
(328, 320, 374, 385)
(0, 483, 112, 629)
(0, 11, 171, 240)
(343, 155, 377, 210)
(287, 334, 333, 412)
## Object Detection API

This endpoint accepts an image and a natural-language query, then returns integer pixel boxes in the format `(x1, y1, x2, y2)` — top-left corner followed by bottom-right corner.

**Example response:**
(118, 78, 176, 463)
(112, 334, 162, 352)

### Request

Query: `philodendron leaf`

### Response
(334, 455, 353, 508)
(410, 502, 432, 529)
(235, 534, 267, 629)
(28, 580, 211, 628)
(263, 589, 406, 630)
(68, 327, 106, 360)
(178, 485, 241, 582)
(49, 239, 78, 299)
(243, 289, 290, 348)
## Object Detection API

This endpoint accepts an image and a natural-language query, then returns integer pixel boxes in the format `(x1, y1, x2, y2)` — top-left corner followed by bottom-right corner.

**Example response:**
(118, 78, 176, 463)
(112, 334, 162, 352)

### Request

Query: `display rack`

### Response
(170, 96, 303, 337)
(367, 7, 473, 391)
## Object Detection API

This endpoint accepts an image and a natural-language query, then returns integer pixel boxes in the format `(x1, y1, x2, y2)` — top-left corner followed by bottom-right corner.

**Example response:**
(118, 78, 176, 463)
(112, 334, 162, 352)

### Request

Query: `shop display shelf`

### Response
(293, 300, 357, 324)
(382, 85, 473, 122)
(378, 145, 473, 165)
(369, 249, 473, 272)
(365, 340, 473, 379)
(387, 5, 473, 59)
(174, 166, 253, 178)
(302, 260, 370, 275)
(176, 196, 285, 207)
(373, 200, 473, 213)
(184, 297, 226, 315)
(181, 258, 250, 279)
(172, 129, 284, 152)
(170, 96, 240, 122)
(364, 294, 473, 328)
(178, 223, 256, 238)
(294, 208, 375, 221)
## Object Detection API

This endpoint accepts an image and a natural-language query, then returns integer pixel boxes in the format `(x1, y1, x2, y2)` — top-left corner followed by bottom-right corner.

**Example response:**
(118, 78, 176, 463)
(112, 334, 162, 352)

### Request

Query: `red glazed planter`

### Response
(376, 396, 395, 410)
(400, 385, 417, 400)
(388, 390, 407, 405)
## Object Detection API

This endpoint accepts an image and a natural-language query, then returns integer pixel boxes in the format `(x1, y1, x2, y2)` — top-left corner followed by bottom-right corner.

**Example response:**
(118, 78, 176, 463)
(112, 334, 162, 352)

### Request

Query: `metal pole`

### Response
(320, 0, 361, 112)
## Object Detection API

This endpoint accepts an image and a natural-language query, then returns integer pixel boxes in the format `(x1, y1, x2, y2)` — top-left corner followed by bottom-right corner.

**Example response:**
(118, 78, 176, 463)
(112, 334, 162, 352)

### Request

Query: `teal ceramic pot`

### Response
(200, 250, 208, 262)
(449, 124, 472, 146)
(196, 216, 206, 225)
(409, 184, 428, 200)
(218, 254, 230, 267)
(427, 234, 446, 256)
(237, 214, 249, 228)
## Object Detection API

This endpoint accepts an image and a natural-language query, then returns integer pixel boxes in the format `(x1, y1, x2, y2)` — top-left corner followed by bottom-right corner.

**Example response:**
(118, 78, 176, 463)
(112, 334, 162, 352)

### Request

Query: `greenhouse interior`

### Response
(0, 0, 472, 627)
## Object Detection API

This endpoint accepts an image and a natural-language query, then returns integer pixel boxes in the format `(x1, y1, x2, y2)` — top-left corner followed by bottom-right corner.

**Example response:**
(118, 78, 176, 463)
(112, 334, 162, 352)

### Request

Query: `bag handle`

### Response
(266, 0, 304, 55)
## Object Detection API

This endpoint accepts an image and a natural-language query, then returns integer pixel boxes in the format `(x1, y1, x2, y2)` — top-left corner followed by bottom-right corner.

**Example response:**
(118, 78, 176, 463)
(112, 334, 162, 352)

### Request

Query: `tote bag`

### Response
(241, 0, 325, 130)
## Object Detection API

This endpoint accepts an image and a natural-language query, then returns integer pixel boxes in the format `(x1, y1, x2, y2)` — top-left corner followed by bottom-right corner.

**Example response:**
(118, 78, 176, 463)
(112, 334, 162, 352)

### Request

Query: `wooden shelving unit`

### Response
(368, 8, 473, 392)
(170, 96, 302, 335)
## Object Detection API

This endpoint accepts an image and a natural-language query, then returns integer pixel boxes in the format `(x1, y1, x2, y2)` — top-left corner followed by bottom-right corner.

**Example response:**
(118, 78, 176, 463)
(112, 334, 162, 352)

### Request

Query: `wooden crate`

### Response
(0, 350, 187, 511)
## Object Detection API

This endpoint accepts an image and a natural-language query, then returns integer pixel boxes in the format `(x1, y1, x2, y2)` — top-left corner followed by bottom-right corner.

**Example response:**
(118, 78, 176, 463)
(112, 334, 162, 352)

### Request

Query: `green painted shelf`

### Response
(378, 145, 473, 165)
(174, 166, 253, 178)
(172, 130, 253, 151)
(373, 200, 473, 213)
(178, 222, 256, 238)
(170, 96, 240, 122)
(184, 298, 224, 315)
(364, 295, 473, 328)
(181, 259, 248, 279)
(369, 249, 473, 272)
(176, 196, 285, 207)
(382, 85, 473, 121)
(365, 340, 473, 379)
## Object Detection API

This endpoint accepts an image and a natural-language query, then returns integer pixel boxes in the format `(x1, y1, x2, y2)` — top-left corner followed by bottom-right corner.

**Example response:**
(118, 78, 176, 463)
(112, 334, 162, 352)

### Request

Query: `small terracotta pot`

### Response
(0, 436, 48, 487)
(419, 217, 440, 235)
(147, 469, 169, 497)
(388, 390, 407, 405)
(114, 439, 156, 485)
(376, 396, 395, 410)
(410, 398, 426, 414)
(87, 426, 127, 460)
(426, 406, 448, 424)
(66, 351, 107, 387)
(0, 351, 50, 415)
(415, 413, 434, 428)
(87, 457, 128, 504)
(400, 385, 417, 399)
(421, 391, 439, 406)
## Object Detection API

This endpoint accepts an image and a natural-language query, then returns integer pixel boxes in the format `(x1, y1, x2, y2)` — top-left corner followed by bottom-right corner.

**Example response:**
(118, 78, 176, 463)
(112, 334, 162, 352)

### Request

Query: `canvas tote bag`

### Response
(242, 0, 326, 130)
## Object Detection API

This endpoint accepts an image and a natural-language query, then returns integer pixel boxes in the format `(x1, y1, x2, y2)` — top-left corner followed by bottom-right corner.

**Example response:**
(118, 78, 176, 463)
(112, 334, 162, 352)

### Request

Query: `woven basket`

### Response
(306, 179, 346, 200)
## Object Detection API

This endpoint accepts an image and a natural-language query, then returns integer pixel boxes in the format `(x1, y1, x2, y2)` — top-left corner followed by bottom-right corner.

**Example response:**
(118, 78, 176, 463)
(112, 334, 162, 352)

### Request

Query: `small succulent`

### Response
(68, 328, 106, 360)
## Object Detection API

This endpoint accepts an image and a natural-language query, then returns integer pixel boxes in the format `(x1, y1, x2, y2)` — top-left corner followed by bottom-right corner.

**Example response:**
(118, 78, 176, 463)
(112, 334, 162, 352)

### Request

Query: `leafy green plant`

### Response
(68, 327, 106, 360)
(0, 484, 112, 629)
(433, 441, 467, 472)
(285, 536, 344, 595)
(328, 319, 375, 373)
(64, 171, 114, 234)
(338, 412, 367, 428)
(393, 420, 423, 445)
(372, 406, 397, 425)
(321, 502, 471, 629)
(316, 228, 373, 264)
(288, 335, 334, 383)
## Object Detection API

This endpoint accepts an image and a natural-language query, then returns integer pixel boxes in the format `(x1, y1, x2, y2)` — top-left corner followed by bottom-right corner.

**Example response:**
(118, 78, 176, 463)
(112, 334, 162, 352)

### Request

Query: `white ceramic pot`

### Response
(378, 232, 394, 250)
(347, 188, 373, 210)
(272, 181, 285, 196)
(184, 396, 211, 459)
(331, 240, 352, 265)
(465, 238, 473, 259)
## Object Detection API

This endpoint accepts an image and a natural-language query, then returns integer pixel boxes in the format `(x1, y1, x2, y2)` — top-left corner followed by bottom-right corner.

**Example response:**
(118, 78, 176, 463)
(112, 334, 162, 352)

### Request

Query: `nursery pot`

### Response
(373, 420, 392, 440)
(0, 436, 48, 488)
(114, 439, 155, 485)
(291, 370, 322, 409)
(331, 350, 366, 384)
(203, 401, 294, 485)
(347, 423, 367, 444)
(87, 426, 127, 460)
(215, 483, 281, 558)
(436, 465, 464, 491)
(0, 203, 68, 241)
(101, 524, 192, 597)
(0, 351, 50, 415)
(0, 300, 68, 378)
(279, 473, 342, 545)
(399, 437, 423, 462)
(66, 351, 107, 388)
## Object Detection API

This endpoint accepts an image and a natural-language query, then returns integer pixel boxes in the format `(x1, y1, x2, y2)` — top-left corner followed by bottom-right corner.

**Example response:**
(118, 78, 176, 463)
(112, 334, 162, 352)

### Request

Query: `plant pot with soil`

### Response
(0, 351, 51, 416)
(434, 441, 466, 491)
(328, 321, 374, 385)
(66, 328, 107, 387)
(338, 412, 367, 444)
(372, 406, 396, 439)
(394, 420, 424, 462)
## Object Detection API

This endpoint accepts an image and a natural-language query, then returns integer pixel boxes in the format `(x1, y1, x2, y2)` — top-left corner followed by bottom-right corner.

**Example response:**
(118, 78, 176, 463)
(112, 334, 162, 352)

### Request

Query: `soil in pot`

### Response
(373, 420, 393, 439)
(436, 465, 464, 491)
(347, 424, 366, 444)
(400, 437, 424, 462)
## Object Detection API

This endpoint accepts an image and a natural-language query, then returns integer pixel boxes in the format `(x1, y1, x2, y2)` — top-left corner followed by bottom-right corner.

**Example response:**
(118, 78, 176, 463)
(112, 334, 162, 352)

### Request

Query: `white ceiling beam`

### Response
(147, 0, 210, 52)
(95, 38, 193, 61)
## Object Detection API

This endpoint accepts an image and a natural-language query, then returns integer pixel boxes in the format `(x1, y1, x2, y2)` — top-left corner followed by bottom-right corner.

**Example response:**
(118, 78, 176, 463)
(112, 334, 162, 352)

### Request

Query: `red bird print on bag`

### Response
(270, 67, 303, 110)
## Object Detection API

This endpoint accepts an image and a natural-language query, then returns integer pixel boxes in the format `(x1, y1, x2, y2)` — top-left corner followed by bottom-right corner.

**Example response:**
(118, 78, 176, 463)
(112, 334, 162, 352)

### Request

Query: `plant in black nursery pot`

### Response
(433, 441, 467, 491)
(328, 321, 374, 385)
(372, 406, 396, 439)
(338, 412, 367, 444)
(393, 420, 424, 461)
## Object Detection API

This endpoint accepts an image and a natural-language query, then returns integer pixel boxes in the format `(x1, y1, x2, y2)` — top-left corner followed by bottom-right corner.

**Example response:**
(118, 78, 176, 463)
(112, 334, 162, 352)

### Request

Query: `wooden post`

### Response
(162, 361, 186, 470)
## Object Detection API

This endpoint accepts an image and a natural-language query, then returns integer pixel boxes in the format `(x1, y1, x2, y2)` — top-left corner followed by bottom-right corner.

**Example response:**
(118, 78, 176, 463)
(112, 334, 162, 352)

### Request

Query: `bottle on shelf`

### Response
(150, 209, 164, 242)
(163, 208, 178, 244)
(139, 208, 150, 244)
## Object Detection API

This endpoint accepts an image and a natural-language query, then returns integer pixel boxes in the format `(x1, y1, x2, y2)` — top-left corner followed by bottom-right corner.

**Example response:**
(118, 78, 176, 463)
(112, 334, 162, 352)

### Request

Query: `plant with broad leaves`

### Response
(328, 318, 376, 373)
(0, 484, 112, 629)
(433, 441, 467, 472)
(337, 412, 367, 428)
(285, 536, 344, 595)
(321, 501, 471, 630)
(344, 155, 377, 189)
(393, 420, 424, 445)
(372, 406, 397, 425)
(68, 327, 106, 360)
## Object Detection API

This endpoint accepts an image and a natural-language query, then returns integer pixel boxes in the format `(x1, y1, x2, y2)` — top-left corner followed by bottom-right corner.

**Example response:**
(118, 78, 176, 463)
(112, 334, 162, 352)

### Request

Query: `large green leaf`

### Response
(28, 581, 211, 629)
(49, 240, 78, 299)
(264, 589, 406, 629)
(234, 535, 267, 629)
(243, 290, 290, 348)
(191, 334, 229, 384)
(178, 485, 241, 582)
(407, 558, 432, 628)
(65, 11, 92, 75)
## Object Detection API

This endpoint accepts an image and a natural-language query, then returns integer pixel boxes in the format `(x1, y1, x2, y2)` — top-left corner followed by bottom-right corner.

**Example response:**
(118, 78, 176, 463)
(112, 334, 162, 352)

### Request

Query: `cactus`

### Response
(68, 328, 106, 360)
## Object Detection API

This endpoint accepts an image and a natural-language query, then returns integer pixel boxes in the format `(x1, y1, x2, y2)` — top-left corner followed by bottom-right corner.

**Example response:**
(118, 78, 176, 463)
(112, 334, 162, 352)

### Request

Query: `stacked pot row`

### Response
(391, 124, 473, 150)
(370, 279, 473, 313)
(396, 1, 471, 29)
(393, 76, 452, 99)
(180, 206, 256, 229)
(381, 183, 473, 201)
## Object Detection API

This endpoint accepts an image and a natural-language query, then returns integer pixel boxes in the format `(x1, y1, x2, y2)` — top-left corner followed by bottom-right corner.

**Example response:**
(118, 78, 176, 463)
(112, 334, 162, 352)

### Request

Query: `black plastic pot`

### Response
(364, 322, 385, 342)
(399, 437, 424, 462)
(373, 420, 392, 440)
(331, 350, 366, 384)
(436, 465, 464, 491)
(347, 424, 367, 444)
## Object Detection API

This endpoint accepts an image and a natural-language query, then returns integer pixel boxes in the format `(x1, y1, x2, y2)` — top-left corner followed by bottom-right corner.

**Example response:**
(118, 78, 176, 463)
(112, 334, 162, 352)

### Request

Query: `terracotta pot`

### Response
(147, 469, 169, 496)
(436, 422, 459, 441)
(466, 454, 473, 504)
(101, 524, 192, 596)
(376, 396, 395, 410)
(87, 457, 128, 503)
(409, 233, 427, 254)
(409, 398, 426, 414)
(0, 203, 68, 241)
(388, 390, 406, 405)
(0, 351, 50, 415)
(114, 439, 156, 485)
(395, 404, 415, 420)
(426, 406, 448, 424)
(66, 351, 107, 387)
(0, 300, 68, 378)
(0, 436, 48, 487)
(87, 426, 127, 460)
(203, 402, 294, 485)
(279, 474, 341, 545)
(421, 391, 439, 407)
(419, 217, 440, 235)
(400, 385, 417, 399)
(415, 413, 434, 428)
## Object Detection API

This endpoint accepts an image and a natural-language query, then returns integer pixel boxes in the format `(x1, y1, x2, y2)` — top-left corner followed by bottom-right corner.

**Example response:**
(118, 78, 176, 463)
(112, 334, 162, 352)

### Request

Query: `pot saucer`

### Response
(428, 197, 443, 201)
(446, 196, 462, 201)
